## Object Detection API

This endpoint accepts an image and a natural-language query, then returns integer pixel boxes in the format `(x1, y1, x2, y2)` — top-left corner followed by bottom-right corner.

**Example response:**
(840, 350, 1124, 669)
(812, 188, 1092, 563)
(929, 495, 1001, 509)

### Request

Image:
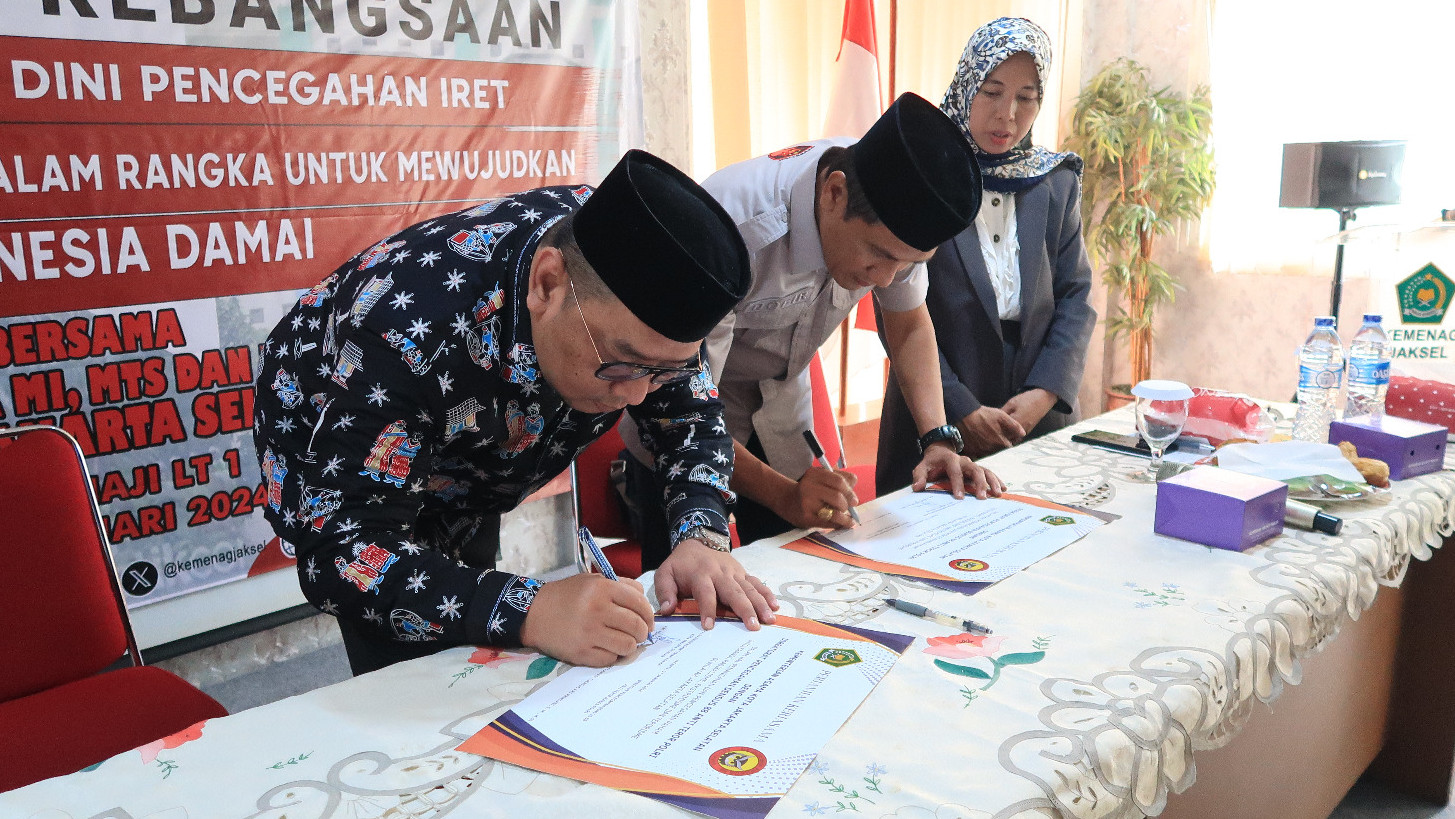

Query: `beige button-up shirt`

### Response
(659, 138, 929, 481)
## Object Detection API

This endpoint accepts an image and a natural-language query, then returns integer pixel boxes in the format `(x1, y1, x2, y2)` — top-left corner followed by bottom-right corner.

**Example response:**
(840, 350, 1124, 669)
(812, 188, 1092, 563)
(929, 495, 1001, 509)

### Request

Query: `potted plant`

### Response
(1064, 58, 1215, 408)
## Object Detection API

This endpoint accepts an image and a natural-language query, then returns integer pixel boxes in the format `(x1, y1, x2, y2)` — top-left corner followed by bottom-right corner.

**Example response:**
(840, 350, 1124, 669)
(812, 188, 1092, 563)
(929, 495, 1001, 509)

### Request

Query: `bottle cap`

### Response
(1313, 510, 1343, 535)
(1363, 314, 1382, 324)
(1130, 380, 1194, 401)
(1314, 316, 1336, 327)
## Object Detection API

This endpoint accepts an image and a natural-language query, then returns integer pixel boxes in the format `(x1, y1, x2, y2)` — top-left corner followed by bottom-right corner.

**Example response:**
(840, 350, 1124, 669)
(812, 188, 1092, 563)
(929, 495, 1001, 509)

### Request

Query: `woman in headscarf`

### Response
(876, 17, 1097, 493)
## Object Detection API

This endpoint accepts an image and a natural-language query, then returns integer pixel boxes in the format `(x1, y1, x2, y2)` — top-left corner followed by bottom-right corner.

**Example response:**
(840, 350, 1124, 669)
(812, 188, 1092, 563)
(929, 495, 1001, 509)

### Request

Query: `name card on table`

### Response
(1329, 415, 1448, 480)
(1154, 466, 1287, 552)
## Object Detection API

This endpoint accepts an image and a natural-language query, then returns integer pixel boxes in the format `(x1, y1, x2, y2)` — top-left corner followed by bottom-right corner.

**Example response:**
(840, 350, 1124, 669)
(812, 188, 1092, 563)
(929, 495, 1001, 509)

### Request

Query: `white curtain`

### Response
(1207, 0, 1455, 277)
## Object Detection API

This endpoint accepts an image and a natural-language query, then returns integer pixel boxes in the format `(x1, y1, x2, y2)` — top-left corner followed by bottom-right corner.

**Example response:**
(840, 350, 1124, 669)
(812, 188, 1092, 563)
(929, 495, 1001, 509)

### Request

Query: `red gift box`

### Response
(1386, 376, 1455, 436)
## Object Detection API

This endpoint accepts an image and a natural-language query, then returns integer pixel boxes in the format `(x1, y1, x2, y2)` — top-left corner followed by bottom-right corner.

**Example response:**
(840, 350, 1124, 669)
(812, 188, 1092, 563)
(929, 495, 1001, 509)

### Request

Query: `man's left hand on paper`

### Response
(654, 540, 779, 631)
(911, 442, 1005, 500)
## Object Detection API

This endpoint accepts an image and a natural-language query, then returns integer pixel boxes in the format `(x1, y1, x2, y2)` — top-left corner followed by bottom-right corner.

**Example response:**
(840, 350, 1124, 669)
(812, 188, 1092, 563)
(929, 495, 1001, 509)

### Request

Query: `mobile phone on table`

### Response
(1069, 429, 1179, 457)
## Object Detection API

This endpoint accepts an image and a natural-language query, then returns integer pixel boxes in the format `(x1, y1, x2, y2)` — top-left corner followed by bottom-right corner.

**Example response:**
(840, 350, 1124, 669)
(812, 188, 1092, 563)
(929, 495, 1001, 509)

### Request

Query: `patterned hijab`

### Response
(941, 17, 1081, 193)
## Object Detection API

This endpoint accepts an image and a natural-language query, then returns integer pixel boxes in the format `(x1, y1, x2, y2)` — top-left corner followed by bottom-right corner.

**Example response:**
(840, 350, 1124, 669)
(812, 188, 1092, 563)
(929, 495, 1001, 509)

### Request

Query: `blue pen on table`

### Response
(884, 598, 992, 635)
(801, 429, 862, 525)
(577, 526, 617, 581)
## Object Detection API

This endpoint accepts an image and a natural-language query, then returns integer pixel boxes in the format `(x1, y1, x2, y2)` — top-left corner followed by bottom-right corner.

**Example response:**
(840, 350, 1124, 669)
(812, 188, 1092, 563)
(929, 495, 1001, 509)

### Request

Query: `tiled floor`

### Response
(1332, 776, 1454, 819)
(205, 641, 1454, 817)
(200, 640, 351, 713)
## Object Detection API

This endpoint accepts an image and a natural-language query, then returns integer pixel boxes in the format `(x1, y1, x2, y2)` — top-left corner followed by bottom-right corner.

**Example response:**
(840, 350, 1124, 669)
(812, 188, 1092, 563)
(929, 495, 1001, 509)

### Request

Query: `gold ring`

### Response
(816, 506, 835, 521)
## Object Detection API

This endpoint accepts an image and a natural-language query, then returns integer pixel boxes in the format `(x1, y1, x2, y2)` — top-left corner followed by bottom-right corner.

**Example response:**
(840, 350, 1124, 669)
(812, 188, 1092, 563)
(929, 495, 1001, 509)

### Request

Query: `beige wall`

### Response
(637, 0, 1346, 416)
(638, 0, 694, 169)
(1066, 0, 1341, 410)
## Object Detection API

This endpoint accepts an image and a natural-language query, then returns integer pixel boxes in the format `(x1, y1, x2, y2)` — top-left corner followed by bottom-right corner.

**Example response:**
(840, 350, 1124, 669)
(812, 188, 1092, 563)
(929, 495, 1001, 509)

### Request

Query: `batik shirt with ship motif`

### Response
(254, 185, 734, 649)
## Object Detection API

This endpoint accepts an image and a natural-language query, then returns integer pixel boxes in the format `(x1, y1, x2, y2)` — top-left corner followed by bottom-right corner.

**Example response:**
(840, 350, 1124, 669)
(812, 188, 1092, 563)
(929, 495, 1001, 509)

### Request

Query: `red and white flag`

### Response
(822, 0, 882, 140)
(823, 0, 885, 333)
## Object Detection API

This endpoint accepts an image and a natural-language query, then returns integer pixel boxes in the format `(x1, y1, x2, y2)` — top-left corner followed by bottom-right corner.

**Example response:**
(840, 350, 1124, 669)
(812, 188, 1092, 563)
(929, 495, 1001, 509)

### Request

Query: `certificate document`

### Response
(786, 490, 1109, 593)
(459, 615, 912, 819)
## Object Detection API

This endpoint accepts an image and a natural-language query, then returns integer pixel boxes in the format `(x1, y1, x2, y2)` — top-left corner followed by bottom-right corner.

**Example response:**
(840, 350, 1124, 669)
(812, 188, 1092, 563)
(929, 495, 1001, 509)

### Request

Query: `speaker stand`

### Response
(1329, 207, 1359, 327)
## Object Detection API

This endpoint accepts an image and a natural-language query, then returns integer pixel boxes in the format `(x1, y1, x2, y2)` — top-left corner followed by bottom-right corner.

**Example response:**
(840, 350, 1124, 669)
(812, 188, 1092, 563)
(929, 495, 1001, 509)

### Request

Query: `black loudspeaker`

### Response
(1279, 140, 1405, 210)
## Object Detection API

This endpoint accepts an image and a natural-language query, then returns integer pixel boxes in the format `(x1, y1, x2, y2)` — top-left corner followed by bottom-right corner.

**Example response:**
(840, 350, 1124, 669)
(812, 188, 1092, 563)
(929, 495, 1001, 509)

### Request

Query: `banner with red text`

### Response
(1, 0, 641, 605)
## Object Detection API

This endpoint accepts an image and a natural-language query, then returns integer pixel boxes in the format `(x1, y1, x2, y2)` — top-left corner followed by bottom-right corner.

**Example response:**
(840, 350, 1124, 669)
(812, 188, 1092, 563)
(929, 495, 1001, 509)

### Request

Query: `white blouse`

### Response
(974, 192, 1020, 321)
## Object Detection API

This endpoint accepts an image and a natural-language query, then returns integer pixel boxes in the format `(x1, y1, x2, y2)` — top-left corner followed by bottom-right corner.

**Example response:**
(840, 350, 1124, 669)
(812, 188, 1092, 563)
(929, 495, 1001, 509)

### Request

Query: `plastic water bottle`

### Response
(1292, 316, 1345, 442)
(1345, 314, 1391, 419)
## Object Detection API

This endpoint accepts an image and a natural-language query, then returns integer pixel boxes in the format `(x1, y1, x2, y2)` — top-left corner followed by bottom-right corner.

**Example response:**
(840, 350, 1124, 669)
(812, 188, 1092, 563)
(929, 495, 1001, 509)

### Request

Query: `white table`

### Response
(5, 409, 1453, 818)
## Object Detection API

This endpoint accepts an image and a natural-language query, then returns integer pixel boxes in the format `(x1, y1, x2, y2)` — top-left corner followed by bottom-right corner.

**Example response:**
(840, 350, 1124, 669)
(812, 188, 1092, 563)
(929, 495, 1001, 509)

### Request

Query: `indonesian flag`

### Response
(823, 0, 884, 332)
(822, 0, 882, 139)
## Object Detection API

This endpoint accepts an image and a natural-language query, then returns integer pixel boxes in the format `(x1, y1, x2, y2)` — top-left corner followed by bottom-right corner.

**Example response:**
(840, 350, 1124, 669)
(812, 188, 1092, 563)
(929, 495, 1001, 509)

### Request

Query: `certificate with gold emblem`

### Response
(459, 613, 911, 819)
(785, 489, 1111, 594)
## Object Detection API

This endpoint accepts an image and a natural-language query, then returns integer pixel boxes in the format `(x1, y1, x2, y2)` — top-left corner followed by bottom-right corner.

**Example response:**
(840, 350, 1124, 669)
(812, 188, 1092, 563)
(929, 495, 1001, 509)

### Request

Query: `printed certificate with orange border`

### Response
(784, 490, 1112, 594)
(459, 614, 912, 819)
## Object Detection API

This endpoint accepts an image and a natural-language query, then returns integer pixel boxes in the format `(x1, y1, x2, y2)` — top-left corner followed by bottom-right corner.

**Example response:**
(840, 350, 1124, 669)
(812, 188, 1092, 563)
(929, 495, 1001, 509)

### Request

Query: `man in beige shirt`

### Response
(624, 93, 1005, 565)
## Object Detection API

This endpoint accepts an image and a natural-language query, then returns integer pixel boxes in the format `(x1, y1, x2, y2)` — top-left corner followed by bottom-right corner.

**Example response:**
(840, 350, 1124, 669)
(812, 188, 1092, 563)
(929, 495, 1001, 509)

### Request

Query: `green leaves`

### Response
(1063, 58, 1215, 384)
(526, 656, 559, 679)
(934, 659, 992, 678)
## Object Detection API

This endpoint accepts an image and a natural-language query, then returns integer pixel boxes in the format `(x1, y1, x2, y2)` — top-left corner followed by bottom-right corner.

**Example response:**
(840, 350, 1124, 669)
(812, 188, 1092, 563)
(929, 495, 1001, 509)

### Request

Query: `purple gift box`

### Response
(1154, 466, 1287, 551)
(1329, 415, 1447, 481)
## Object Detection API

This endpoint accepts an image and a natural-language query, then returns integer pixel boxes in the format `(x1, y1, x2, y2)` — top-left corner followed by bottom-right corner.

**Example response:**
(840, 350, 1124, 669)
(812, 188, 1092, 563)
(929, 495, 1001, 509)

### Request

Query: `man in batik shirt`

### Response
(254, 150, 774, 674)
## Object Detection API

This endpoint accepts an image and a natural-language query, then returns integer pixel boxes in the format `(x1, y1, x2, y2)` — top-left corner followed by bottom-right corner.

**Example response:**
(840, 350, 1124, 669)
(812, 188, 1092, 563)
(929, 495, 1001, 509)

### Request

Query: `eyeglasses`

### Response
(567, 274, 702, 384)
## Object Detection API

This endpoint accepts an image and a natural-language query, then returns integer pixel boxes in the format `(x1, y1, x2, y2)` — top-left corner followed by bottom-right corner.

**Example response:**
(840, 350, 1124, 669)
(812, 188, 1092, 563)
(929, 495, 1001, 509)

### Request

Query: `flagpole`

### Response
(888, 0, 897, 100)
(877, 0, 899, 407)
(828, 0, 888, 423)
(840, 0, 897, 421)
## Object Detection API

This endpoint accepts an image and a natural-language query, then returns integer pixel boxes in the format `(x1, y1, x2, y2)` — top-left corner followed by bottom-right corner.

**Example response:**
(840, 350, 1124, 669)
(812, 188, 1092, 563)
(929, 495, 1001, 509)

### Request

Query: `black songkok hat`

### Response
(574, 149, 750, 344)
(853, 92, 983, 252)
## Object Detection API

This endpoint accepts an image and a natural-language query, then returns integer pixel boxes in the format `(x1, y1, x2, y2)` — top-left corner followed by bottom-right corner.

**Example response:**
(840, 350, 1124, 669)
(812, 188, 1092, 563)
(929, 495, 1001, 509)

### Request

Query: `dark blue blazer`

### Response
(876, 165, 1097, 493)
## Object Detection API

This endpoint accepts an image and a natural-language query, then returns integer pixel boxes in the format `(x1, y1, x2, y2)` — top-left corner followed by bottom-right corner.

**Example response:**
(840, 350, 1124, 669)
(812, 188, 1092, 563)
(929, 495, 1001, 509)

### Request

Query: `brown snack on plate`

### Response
(1351, 456, 1391, 488)
(1217, 437, 1256, 448)
(1338, 441, 1359, 460)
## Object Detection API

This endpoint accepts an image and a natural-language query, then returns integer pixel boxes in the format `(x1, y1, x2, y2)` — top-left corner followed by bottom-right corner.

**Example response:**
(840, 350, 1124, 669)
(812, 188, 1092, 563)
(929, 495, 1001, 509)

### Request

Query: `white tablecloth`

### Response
(6, 409, 1453, 818)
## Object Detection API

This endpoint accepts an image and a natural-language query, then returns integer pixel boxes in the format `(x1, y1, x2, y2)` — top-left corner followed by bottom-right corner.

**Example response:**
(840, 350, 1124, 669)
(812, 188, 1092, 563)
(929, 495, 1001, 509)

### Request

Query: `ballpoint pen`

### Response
(884, 598, 992, 636)
(577, 525, 618, 581)
(801, 429, 862, 525)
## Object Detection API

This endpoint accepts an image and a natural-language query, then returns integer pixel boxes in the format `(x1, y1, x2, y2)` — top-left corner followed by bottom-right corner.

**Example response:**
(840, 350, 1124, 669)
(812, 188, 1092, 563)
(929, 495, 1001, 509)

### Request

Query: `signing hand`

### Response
(911, 442, 1006, 500)
(957, 406, 1026, 458)
(775, 465, 859, 531)
(519, 574, 655, 667)
(1002, 389, 1057, 438)
(654, 540, 779, 631)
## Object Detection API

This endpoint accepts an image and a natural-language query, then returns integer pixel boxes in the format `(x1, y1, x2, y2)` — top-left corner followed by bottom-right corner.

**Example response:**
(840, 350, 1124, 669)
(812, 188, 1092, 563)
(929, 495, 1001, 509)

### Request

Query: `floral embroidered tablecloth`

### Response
(5, 409, 1452, 818)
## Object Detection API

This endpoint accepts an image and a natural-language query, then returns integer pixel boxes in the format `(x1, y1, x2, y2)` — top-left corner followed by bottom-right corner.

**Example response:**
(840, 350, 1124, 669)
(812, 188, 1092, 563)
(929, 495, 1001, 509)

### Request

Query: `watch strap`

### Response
(918, 424, 963, 454)
(680, 524, 732, 552)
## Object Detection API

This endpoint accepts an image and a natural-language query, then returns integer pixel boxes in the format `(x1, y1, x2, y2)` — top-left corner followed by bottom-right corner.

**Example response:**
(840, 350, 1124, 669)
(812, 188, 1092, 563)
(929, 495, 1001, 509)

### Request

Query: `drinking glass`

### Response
(1127, 380, 1193, 482)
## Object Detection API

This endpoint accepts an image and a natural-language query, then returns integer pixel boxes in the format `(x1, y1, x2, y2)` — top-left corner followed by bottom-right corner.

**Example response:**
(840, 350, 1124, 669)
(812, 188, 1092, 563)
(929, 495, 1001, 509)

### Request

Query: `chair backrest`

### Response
(808, 353, 846, 466)
(0, 426, 138, 702)
(574, 417, 633, 540)
(808, 352, 878, 501)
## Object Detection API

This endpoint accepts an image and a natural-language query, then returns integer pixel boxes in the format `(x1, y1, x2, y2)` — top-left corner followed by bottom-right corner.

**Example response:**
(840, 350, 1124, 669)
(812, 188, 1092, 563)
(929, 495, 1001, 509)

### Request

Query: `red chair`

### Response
(573, 419, 645, 578)
(574, 419, 744, 578)
(808, 353, 877, 502)
(0, 426, 227, 792)
(576, 354, 871, 573)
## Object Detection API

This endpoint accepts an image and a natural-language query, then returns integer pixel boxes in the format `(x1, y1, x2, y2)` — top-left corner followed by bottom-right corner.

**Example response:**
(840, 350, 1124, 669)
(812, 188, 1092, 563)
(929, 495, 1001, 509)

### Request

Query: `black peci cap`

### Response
(853, 92, 982, 251)
(574, 149, 750, 343)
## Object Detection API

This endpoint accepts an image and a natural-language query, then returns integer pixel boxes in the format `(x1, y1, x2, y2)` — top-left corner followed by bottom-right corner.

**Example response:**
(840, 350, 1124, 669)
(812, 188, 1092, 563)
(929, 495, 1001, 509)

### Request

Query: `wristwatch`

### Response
(679, 524, 732, 553)
(917, 424, 964, 455)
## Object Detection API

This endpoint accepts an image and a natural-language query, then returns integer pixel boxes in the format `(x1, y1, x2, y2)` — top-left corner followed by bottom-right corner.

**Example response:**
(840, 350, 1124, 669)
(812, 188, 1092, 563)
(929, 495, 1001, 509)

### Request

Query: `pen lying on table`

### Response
(802, 429, 862, 525)
(884, 598, 992, 635)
